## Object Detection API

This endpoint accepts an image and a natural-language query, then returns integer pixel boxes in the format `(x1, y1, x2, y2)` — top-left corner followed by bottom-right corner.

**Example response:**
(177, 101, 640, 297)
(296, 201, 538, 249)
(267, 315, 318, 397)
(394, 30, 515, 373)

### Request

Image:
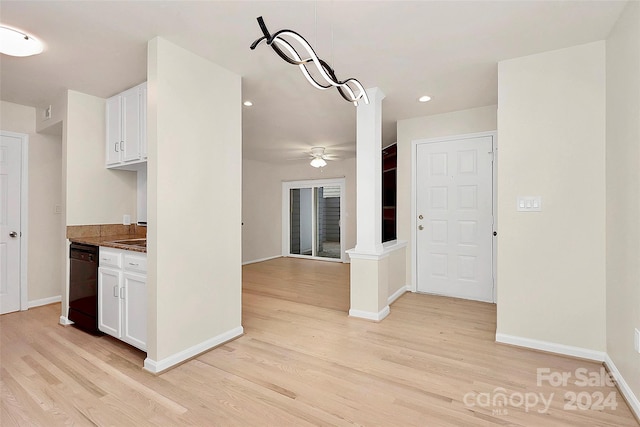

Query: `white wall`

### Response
(35, 91, 66, 135)
(396, 105, 497, 288)
(146, 37, 242, 366)
(242, 157, 356, 264)
(0, 101, 64, 304)
(65, 91, 137, 225)
(606, 0, 640, 403)
(387, 245, 407, 300)
(496, 42, 606, 351)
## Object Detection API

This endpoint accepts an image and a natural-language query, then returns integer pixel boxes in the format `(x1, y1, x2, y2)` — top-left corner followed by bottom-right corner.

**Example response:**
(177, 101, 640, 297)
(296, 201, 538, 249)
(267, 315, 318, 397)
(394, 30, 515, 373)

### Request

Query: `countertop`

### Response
(69, 234, 147, 253)
(67, 224, 147, 253)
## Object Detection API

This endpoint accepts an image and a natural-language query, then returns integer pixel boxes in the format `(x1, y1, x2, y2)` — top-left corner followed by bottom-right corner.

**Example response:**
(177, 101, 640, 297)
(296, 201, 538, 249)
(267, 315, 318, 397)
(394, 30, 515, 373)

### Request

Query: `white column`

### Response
(354, 87, 385, 254)
(347, 87, 389, 321)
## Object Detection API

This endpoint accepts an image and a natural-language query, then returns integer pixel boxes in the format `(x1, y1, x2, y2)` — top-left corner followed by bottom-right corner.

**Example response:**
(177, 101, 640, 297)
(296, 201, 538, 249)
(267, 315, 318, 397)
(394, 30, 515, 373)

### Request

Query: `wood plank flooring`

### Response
(1, 257, 638, 426)
(243, 257, 350, 312)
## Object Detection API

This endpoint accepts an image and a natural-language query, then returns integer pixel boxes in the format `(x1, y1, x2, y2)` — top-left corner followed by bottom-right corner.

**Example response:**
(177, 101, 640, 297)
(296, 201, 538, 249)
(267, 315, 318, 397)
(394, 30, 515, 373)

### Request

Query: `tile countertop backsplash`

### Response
(67, 224, 147, 253)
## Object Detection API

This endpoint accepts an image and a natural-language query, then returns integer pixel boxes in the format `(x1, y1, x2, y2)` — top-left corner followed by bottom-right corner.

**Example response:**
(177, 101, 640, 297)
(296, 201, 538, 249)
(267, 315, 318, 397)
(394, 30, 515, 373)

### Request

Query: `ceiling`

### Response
(0, 1, 627, 164)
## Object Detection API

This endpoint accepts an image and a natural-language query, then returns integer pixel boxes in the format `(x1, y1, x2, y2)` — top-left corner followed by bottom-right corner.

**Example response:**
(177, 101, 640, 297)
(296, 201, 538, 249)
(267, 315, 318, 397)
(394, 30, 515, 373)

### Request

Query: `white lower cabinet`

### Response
(98, 247, 147, 351)
(98, 267, 122, 337)
(122, 272, 147, 350)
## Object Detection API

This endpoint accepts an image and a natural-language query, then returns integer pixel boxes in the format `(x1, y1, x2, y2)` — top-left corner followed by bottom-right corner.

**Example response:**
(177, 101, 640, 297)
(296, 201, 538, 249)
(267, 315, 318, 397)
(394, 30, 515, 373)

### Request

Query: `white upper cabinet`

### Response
(106, 82, 147, 169)
(105, 95, 122, 165)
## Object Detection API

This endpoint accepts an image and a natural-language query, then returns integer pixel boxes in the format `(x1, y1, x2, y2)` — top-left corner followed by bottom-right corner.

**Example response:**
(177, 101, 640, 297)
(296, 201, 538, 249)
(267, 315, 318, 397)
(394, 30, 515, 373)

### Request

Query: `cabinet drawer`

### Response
(124, 253, 147, 273)
(99, 250, 122, 268)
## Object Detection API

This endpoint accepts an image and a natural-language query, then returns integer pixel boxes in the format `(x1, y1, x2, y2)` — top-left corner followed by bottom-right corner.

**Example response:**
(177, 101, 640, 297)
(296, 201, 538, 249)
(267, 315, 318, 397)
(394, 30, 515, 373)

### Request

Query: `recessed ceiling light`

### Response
(0, 25, 44, 57)
(243, 101, 253, 107)
(418, 95, 432, 103)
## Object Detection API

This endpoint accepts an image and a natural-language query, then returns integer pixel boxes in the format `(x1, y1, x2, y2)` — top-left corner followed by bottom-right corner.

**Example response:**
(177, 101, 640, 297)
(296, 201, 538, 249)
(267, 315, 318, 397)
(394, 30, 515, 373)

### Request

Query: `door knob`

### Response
(9, 231, 18, 238)
(418, 214, 424, 220)
(418, 225, 424, 231)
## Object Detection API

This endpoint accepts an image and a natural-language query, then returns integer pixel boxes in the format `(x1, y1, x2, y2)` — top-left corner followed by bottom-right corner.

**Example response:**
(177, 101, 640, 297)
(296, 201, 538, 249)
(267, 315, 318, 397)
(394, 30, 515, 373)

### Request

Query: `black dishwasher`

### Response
(68, 243, 101, 334)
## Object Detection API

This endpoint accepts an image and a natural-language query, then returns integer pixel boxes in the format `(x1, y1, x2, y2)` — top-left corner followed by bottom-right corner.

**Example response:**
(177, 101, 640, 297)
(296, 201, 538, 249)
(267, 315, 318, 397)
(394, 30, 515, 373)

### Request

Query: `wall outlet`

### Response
(54, 204, 62, 214)
(123, 214, 131, 225)
(635, 328, 640, 353)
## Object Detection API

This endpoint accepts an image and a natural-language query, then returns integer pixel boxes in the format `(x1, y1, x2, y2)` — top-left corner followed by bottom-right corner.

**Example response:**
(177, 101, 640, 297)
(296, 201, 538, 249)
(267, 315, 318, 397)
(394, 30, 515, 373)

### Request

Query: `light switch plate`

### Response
(517, 196, 542, 212)
(635, 328, 640, 353)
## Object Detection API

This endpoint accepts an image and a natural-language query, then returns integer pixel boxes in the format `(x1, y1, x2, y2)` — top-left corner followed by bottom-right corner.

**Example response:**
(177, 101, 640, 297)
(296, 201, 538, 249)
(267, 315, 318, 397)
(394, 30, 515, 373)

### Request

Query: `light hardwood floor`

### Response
(1, 257, 638, 426)
(243, 257, 350, 312)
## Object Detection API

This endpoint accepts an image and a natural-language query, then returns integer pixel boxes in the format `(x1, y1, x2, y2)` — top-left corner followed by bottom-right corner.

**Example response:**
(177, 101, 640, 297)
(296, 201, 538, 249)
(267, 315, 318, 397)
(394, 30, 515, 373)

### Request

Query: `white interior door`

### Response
(416, 135, 494, 302)
(0, 133, 23, 314)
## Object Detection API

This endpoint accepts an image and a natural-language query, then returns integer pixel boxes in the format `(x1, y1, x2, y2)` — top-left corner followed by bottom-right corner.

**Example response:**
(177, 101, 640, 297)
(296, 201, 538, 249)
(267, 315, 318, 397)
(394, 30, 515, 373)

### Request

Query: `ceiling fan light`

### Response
(310, 157, 327, 168)
(0, 26, 43, 57)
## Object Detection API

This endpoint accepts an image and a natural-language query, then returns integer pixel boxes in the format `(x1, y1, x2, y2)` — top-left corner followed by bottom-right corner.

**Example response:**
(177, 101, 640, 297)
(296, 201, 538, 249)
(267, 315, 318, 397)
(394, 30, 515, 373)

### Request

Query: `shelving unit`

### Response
(382, 143, 397, 242)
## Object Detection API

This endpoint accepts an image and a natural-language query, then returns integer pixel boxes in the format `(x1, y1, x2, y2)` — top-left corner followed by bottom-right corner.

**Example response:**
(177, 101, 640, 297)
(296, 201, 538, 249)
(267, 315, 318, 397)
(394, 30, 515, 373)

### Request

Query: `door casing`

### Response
(282, 178, 346, 263)
(1, 130, 29, 312)
(411, 131, 497, 302)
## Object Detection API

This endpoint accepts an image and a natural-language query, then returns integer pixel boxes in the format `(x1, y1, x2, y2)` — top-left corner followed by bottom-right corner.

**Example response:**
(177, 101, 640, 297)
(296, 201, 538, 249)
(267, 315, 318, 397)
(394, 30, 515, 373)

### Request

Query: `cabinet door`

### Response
(98, 267, 121, 337)
(105, 96, 122, 165)
(122, 272, 146, 351)
(121, 86, 141, 162)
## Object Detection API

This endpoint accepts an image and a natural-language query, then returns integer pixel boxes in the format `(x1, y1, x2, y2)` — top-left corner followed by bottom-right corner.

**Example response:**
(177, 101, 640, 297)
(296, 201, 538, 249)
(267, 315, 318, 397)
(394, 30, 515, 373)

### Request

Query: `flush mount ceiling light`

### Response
(418, 95, 432, 103)
(250, 16, 369, 106)
(0, 25, 43, 57)
(310, 147, 328, 168)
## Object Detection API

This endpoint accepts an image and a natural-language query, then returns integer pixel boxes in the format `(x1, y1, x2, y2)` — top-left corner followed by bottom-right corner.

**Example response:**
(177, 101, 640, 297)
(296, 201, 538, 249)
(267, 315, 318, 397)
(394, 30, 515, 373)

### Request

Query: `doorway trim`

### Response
(1, 130, 29, 311)
(282, 178, 346, 263)
(410, 131, 497, 302)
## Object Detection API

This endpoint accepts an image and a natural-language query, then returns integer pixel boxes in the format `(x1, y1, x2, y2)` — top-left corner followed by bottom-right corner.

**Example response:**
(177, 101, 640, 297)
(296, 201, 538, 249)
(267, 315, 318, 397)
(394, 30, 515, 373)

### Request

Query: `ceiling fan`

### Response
(309, 147, 330, 168)
(287, 146, 337, 168)
(285, 144, 356, 167)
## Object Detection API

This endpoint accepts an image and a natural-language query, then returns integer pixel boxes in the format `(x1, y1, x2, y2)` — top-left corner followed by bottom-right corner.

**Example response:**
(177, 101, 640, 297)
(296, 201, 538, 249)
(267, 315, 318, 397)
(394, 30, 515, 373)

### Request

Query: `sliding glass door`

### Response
(283, 179, 345, 262)
(289, 188, 313, 256)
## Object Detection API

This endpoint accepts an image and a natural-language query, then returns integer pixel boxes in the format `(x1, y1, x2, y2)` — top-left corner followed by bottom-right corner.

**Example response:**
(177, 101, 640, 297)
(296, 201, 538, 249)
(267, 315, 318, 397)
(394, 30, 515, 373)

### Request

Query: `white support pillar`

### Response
(347, 87, 390, 321)
(354, 87, 385, 254)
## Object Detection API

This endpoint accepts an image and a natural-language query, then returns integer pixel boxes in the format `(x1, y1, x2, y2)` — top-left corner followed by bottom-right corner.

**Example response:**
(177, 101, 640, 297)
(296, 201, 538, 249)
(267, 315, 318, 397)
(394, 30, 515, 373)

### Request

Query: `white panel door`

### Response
(0, 134, 22, 314)
(416, 135, 494, 302)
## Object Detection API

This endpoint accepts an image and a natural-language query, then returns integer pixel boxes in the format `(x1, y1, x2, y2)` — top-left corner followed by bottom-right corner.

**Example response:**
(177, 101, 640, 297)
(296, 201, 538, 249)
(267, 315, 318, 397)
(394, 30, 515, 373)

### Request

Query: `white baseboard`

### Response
(242, 255, 280, 266)
(349, 306, 390, 322)
(495, 333, 606, 362)
(29, 295, 61, 309)
(59, 316, 74, 326)
(604, 354, 640, 420)
(144, 326, 244, 374)
(388, 285, 409, 306)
